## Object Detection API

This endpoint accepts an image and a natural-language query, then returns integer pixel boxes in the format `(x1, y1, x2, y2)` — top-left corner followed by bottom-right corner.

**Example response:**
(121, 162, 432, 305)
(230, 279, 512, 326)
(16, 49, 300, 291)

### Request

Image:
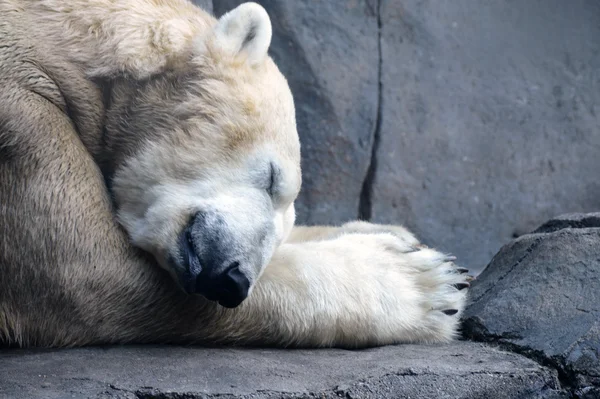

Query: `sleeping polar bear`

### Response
(0, 0, 469, 348)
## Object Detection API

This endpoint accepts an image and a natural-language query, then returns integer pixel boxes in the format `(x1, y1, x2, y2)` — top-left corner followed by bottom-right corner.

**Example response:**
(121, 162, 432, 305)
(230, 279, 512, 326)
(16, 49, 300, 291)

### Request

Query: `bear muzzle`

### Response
(176, 211, 252, 308)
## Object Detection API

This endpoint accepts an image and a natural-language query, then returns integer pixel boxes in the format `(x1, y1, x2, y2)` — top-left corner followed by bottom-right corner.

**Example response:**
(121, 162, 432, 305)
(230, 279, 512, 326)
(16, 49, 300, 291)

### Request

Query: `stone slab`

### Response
(0, 342, 565, 398)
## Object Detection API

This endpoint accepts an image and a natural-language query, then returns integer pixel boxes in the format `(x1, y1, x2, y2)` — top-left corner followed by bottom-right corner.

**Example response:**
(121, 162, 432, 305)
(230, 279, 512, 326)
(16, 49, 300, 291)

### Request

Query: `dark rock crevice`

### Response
(470, 338, 599, 399)
(463, 320, 577, 397)
(358, 0, 382, 222)
(533, 213, 600, 234)
(488, 334, 599, 399)
(364, 1, 600, 275)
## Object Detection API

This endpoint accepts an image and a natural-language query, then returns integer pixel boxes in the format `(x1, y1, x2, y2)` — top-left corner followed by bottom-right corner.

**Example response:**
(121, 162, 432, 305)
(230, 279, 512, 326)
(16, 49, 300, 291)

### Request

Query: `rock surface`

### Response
(201, 0, 600, 274)
(463, 213, 600, 397)
(370, 0, 600, 274)
(0, 342, 567, 398)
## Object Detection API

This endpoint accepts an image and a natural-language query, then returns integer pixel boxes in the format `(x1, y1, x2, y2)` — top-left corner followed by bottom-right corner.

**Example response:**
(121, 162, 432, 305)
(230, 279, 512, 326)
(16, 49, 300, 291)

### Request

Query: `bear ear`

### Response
(213, 2, 272, 66)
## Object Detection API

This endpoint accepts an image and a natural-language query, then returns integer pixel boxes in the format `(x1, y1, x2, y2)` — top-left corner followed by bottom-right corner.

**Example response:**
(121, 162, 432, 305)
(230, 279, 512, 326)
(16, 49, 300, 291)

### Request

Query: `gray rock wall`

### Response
(199, 1, 600, 274)
(373, 0, 600, 274)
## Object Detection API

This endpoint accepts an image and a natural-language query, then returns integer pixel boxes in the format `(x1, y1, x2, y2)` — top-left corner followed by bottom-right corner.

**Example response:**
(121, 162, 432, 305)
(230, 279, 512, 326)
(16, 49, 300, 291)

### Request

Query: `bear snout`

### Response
(176, 211, 251, 308)
(196, 262, 250, 309)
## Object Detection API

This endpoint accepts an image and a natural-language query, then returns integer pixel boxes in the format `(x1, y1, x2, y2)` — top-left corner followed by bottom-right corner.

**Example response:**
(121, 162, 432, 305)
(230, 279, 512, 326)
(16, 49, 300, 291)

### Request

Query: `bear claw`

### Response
(453, 282, 470, 291)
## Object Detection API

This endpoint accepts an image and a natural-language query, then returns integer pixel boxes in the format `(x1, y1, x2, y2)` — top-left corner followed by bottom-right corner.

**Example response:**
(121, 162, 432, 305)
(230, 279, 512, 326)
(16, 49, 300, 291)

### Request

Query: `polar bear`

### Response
(0, 0, 469, 348)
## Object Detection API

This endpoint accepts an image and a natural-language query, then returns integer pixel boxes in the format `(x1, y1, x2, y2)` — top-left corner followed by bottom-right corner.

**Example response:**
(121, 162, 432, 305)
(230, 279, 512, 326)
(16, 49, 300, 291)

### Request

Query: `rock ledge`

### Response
(0, 342, 565, 398)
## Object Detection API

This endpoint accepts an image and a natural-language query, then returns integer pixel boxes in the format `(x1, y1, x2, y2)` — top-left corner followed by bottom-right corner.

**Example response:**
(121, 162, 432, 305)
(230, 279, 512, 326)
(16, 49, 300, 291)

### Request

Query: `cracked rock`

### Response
(0, 342, 567, 398)
(463, 213, 600, 395)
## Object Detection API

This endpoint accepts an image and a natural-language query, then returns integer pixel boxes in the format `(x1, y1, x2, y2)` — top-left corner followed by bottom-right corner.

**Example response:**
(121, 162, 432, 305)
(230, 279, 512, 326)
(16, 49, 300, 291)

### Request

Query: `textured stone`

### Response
(371, 0, 600, 274)
(463, 213, 600, 393)
(0, 342, 567, 398)
(213, 0, 380, 225)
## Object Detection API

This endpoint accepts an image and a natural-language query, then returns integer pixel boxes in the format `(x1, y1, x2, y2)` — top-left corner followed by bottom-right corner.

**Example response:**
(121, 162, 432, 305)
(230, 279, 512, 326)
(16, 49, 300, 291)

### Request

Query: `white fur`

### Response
(113, 140, 299, 286)
(250, 230, 467, 347)
(213, 2, 272, 66)
(12, 0, 469, 347)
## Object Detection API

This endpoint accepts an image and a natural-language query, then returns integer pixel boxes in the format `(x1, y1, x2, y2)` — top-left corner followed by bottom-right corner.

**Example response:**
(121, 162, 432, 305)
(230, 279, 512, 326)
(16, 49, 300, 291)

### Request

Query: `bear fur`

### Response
(0, 0, 469, 348)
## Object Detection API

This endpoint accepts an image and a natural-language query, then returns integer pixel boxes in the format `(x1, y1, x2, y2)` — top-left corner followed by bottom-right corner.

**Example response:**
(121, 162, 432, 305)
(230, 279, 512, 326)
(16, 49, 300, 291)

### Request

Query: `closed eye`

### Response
(267, 162, 279, 197)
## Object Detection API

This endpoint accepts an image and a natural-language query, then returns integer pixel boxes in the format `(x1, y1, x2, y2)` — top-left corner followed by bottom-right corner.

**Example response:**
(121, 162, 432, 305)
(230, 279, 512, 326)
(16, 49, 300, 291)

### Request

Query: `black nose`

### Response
(177, 215, 251, 308)
(196, 262, 250, 308)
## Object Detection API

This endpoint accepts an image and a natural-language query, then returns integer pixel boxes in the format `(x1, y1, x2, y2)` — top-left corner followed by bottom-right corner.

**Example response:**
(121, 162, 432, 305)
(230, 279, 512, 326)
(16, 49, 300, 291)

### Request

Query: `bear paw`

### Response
(400, 243, 471, 342)
(329, 231, 471, 345)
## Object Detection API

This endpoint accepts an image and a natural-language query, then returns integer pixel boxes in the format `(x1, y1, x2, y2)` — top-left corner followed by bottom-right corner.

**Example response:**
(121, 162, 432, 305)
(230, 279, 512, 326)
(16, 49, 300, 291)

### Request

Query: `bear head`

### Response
(101, 3, 300, 308)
